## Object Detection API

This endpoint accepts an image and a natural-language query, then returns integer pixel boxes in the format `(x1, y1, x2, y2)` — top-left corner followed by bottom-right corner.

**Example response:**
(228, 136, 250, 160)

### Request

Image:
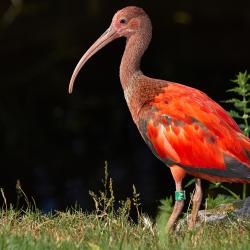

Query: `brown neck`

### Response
(119, 16, 152, 90)
(119, 18, 158, 123)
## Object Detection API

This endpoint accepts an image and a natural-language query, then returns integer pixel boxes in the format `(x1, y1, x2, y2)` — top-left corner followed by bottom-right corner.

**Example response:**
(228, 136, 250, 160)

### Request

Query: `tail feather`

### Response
(180, 154, 250, 183)
(224, 155, 250, 181)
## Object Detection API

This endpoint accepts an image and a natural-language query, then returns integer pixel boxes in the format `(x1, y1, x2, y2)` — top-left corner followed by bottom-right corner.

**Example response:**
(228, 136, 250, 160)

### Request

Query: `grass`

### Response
(1, 207, 250, 250)
(0, 164, 250, 250)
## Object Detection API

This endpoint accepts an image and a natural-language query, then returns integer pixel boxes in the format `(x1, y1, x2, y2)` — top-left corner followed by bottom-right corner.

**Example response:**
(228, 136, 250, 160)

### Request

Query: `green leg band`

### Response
(175, 191, 186, 201)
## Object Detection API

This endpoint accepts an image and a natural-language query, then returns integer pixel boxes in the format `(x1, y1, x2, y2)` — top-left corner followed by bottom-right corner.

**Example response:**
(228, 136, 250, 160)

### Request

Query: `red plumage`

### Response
(144, 83, 250, 183)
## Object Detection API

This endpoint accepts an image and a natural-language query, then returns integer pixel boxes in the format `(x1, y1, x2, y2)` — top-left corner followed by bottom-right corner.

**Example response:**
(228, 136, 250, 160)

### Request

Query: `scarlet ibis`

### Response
(68, 6, 250, 230)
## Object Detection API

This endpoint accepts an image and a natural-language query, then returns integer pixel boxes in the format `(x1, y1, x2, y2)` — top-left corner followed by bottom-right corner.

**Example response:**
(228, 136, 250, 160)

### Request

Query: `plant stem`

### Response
(220, 185, 240, 200)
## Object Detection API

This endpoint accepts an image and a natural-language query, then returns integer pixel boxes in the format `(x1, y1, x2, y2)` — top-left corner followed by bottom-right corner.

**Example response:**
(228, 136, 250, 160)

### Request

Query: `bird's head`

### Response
(111, 6, 148, 37)
(68, 6, 149, 93)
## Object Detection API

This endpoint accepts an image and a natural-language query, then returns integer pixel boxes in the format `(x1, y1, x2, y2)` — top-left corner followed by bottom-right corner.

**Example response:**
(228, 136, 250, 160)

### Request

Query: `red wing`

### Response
(147, 116, 225, 169)
(153, 83, 241, 134)
(145, 83, 250, 171)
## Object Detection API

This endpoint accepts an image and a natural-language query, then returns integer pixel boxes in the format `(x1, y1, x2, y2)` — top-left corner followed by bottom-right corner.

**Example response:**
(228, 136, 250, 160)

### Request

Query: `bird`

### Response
(68, 6, 250, 230)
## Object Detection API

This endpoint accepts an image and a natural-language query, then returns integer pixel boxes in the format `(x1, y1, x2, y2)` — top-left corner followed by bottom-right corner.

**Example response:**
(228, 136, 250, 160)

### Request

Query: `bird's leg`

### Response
(166, 182, 184, 231)
(188, 178, 202, 230)
(166, 165, 186, 231)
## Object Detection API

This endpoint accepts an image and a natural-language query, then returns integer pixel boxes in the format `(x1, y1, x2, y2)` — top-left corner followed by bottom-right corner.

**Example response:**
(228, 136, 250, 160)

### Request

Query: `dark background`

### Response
(0, 0, 249, 215)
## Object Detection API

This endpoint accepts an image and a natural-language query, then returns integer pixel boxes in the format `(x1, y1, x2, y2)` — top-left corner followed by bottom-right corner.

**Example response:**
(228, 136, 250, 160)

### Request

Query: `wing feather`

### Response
(144, 83, 250, 172)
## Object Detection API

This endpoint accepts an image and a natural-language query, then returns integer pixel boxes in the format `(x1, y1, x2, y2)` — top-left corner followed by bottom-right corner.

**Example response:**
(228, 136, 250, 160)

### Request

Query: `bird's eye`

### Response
(119, 18, 127, 24)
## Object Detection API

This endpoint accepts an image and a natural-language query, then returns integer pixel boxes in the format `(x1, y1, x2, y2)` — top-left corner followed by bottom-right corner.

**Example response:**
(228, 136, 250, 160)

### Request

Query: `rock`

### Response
(235, 196, 250, 217)
(176, 196, 250, 231)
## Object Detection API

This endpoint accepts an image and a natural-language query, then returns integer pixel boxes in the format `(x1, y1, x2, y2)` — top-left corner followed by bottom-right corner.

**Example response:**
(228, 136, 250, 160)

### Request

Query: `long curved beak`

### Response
(68, 25, 118, 93)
